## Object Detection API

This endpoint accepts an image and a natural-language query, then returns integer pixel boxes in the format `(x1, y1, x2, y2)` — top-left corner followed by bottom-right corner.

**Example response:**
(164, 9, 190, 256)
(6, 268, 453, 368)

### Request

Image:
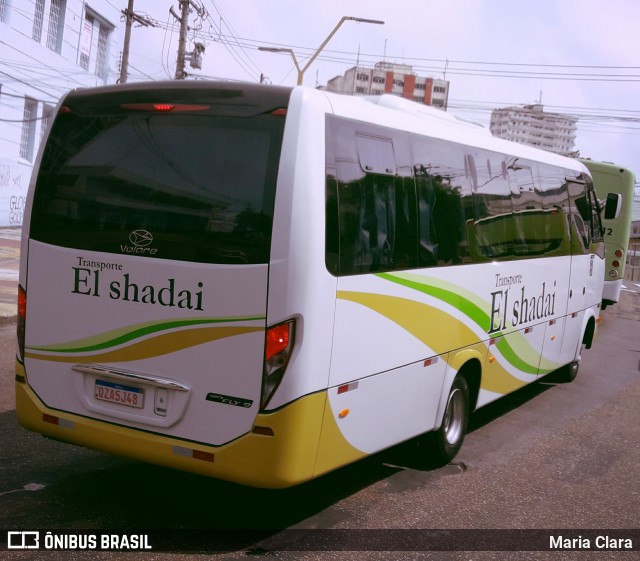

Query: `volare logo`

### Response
(121, 229, 157, 256)
(129, 229, 153, 247)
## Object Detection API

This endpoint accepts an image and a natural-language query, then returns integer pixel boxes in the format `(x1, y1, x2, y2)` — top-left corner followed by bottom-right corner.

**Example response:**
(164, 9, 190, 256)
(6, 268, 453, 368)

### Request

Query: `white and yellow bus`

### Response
(16, 82, 604, 488)
(580, 159, 635, 308)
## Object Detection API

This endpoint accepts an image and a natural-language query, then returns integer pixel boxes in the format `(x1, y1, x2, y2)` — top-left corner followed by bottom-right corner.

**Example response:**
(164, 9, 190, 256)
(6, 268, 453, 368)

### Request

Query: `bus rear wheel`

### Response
(417, 375, 470, 467)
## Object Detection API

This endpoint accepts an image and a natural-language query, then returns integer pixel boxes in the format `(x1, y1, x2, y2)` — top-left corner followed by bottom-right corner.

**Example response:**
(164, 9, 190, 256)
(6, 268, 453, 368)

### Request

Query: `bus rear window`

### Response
(30, 103, 285, 264)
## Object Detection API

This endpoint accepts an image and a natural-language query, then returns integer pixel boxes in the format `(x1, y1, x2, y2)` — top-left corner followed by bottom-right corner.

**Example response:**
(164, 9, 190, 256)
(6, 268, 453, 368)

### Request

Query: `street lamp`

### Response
(259, 16, 384, 85)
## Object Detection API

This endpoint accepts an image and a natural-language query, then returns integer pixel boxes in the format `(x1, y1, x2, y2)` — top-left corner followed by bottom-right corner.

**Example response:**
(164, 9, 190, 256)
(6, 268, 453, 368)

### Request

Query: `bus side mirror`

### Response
(604, 193, 621, 220)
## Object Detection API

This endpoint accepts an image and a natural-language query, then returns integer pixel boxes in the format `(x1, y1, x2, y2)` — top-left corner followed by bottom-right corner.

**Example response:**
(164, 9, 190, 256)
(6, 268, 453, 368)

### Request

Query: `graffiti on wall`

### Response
(0, 161, 30, 226)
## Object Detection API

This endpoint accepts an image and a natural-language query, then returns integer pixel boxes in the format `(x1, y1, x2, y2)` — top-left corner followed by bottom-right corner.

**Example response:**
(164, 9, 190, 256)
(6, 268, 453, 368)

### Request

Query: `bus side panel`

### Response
(329, 257, 575, 450)
(324, 355, 448, 455)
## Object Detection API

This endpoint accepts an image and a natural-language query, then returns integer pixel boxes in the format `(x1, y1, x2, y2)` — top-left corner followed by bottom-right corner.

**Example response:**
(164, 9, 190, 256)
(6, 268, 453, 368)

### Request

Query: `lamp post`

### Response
(259, 16, 384, 85)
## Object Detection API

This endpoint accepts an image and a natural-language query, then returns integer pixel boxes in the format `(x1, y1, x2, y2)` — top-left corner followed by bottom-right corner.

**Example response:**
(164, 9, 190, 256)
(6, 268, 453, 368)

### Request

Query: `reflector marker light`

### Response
(489, 338, 496, 346)
(525, 327, 533, 334)
(423, 357, 439, 367)
(339, 409, 350, 418)
(549, 319, 556, 326)
(192, 450, 215, 462)
(43, 414, 58, 425)
(252, 426, 274, 436)
(615, 249, 624, 258)
(42, 414, 75, 429)
(270, 108, 287, 116)
(337, 381, 359, 394)
(172, 446, 214, 462)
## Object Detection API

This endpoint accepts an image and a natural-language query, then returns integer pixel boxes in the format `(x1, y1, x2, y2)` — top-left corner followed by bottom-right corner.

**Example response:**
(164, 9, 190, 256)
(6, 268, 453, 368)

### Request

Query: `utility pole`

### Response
(118, 0, 155, 84)
(119, 0, 134, 83)
(171, 0, 190, 79)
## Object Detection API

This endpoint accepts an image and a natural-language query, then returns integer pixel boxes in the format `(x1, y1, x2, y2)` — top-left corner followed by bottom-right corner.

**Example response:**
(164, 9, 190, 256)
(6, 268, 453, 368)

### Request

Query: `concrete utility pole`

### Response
(119, 0, 135, 83)
(118, 0, 155, 84)
(172, 0, 190, 79)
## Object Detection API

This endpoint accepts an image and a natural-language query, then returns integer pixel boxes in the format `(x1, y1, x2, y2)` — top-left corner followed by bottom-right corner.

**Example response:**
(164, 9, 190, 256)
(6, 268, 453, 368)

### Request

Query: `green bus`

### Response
(580, 159, 635, 308)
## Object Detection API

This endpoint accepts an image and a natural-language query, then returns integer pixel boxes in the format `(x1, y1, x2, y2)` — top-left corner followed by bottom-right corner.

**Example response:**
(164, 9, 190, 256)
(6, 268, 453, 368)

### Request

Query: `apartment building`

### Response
(0, 0, 120, 226)
(489, 104, 577, 156)
(326, 61, 450, 109)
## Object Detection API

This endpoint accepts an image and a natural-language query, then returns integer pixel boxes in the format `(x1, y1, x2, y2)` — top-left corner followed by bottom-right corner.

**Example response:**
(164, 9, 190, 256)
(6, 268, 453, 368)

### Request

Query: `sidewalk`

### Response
(0, 227, 21, 319)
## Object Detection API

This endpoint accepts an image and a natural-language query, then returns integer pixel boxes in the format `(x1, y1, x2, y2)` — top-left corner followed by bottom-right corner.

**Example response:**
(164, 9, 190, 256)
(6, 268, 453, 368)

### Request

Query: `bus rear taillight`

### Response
(261, 320, 295, 409)
(17, 285, 26, 360)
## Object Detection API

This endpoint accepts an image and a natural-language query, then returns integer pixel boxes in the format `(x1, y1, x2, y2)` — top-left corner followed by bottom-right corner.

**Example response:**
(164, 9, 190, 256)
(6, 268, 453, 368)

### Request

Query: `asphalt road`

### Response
(0, 285, 639, 560)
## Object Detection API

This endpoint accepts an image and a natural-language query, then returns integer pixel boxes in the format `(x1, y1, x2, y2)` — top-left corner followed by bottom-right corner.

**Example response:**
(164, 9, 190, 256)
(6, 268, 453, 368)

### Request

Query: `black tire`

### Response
(416, 375, 470, 467)
(436, 375, 470, 461)
(557, 341, 585, 383)
(558, 360, 579, 383)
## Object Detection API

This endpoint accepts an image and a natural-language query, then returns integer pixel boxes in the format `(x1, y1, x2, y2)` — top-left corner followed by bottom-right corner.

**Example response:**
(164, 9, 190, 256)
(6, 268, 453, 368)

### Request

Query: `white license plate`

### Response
(95, 379, 144, 409)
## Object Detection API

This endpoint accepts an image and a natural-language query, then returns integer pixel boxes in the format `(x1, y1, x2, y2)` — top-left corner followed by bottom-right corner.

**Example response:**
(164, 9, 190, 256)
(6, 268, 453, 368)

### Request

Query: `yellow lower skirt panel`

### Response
(15, 363, 365, 488)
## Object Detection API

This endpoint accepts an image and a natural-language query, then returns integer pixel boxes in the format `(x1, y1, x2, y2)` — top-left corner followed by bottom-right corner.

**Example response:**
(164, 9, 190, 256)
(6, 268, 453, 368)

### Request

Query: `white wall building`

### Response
(0, 0, 121, 226)
(489, 104, 577, 156)
(326, 61, 450, 109)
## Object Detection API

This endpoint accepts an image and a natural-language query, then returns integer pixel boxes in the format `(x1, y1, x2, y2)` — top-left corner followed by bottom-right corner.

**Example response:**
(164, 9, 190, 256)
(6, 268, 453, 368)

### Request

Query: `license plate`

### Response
(95, 379, 144, 409)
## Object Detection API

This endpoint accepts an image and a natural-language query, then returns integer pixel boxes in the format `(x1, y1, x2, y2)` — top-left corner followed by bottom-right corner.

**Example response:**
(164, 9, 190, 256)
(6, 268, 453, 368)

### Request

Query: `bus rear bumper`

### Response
(602, 278, 622, 306)
(15, 361, 362, 488)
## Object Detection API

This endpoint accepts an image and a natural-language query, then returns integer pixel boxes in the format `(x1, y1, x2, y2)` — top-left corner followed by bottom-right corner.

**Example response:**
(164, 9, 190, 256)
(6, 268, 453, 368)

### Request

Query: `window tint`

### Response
(413, 138, 472, 267)
(31, 106, 285, 264)
(326, 114, 587, 277)
(566, 172, 603, 254)
(326, 118, 415, 275)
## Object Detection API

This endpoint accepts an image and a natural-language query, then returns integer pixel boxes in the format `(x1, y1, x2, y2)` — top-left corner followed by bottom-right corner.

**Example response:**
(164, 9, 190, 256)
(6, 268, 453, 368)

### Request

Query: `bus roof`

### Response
(315, 87, 588, 175)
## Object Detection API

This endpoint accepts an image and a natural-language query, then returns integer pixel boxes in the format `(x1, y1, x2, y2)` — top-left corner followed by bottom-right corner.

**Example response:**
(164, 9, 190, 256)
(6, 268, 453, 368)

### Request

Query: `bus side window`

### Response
(566, 174, 591, 254)
(412, 138, 472, 267)
(325, 170, 340, 275)
(415, 166, 438, 266)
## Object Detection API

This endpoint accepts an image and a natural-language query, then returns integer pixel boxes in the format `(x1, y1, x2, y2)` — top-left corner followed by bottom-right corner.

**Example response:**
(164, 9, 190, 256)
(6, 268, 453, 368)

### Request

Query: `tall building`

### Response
(0, 0, 120, 226)
(489, 104, 577, 156)
(326, 61, 450, 109)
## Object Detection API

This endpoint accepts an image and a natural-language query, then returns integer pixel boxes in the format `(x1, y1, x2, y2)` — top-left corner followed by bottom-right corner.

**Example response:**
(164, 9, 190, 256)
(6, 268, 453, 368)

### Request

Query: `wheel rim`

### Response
(443, 388, 464, 445)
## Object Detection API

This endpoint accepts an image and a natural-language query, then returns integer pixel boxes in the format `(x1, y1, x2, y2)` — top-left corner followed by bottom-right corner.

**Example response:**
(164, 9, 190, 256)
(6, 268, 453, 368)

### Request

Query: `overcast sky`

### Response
(126, 0, 640, 178)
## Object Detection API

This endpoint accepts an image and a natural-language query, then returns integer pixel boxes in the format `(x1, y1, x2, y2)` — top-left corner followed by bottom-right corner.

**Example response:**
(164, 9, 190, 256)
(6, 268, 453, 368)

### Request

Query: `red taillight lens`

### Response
(265, 323, 291, 361)
(18, 285, 26, 319)
(615, 249, 623, 258)
(262, 320, 295, 409)
(612, 260, 621, 268)
(17, 285, 26, 359)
